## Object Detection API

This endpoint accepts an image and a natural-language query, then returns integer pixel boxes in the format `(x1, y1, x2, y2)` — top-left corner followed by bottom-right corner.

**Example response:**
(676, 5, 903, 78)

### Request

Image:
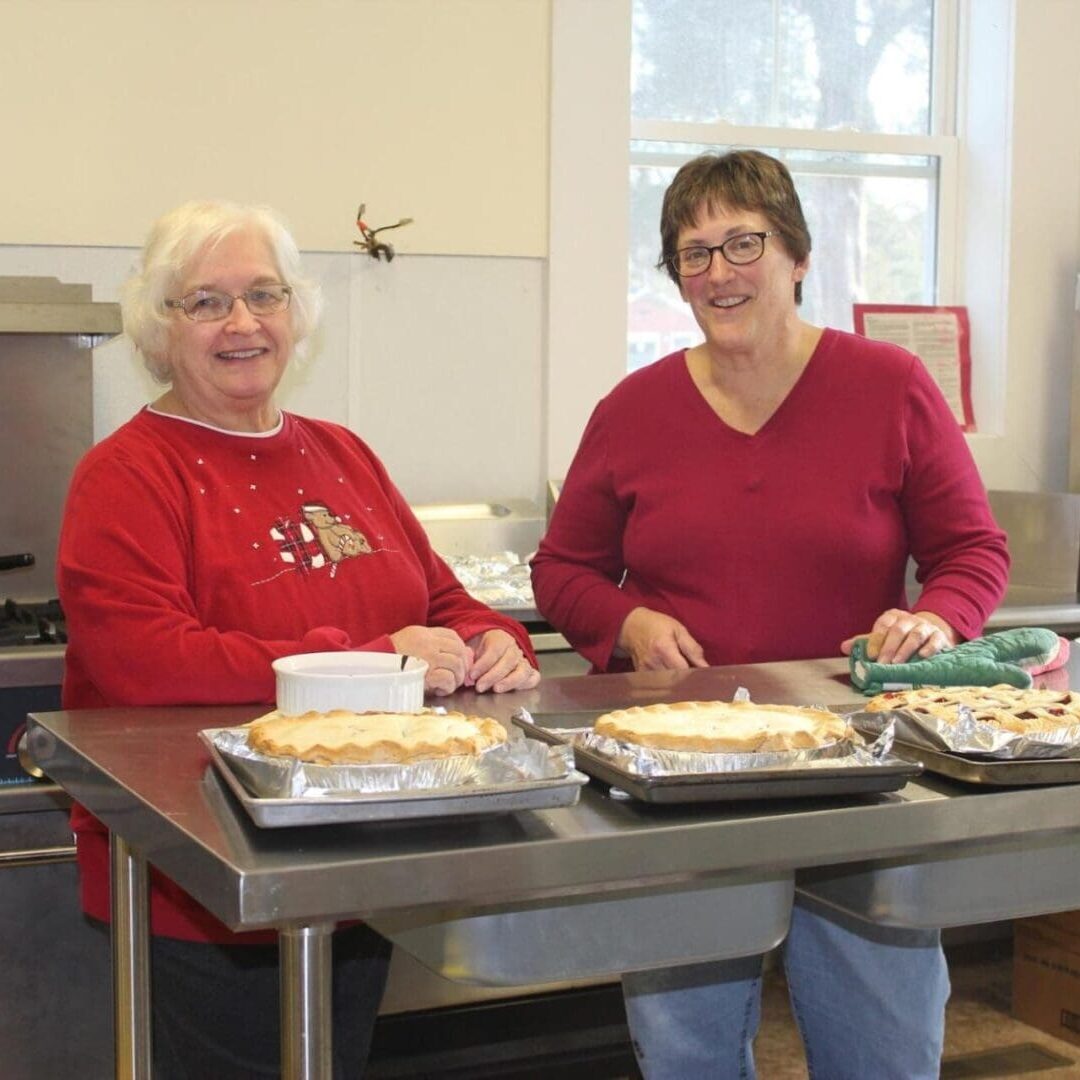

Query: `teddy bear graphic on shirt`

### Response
(266, 501, 373, 580)
(302, 502, 373, 562)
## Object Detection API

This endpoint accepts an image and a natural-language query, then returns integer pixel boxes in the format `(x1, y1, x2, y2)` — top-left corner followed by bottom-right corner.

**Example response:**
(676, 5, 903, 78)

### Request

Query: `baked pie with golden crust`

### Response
(247, 709, 507, 765)
(593, 701, 849, 754)
(865, 684, 1080, 734)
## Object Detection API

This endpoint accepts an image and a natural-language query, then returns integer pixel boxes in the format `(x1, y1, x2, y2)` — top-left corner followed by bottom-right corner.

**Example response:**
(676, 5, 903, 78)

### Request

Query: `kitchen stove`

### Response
(0, 597, 67, 647)
(0, 276, 123, 1074)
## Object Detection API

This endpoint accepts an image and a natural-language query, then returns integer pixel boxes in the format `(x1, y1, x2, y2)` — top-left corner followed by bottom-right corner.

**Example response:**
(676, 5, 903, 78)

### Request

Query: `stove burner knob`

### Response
(17, 730, 46, 780)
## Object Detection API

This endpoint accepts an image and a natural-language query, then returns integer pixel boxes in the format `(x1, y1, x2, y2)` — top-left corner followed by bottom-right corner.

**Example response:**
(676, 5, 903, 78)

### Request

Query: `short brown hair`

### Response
(658, 150, 812, 303)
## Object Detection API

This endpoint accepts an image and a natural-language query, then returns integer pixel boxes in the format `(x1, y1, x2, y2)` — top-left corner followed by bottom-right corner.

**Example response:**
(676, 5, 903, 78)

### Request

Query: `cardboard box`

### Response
(1013, 918, 1080, 1048)
(1032, 910, 1080, 940)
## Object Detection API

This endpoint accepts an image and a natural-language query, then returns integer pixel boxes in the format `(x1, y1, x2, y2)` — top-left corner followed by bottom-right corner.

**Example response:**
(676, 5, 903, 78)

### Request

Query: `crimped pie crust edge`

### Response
(246, 709, 508, 765)
(593, 700, 849, 753)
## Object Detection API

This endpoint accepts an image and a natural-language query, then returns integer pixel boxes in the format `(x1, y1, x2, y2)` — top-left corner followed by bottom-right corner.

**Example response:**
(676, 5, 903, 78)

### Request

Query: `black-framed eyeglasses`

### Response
(165, 284, 292, 322)
(664, 231, 780, 278)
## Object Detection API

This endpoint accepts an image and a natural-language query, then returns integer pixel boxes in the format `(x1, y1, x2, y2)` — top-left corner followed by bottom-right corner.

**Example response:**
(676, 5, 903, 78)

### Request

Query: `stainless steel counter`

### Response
(985, 584, 1080, 633)
(26, 655, 1080, 1079)
(15, 660, 1016, 929)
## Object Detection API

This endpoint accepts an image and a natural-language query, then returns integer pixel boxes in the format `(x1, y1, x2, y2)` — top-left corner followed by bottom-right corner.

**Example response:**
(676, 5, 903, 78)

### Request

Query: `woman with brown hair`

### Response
(532, 150, 1007, 1078)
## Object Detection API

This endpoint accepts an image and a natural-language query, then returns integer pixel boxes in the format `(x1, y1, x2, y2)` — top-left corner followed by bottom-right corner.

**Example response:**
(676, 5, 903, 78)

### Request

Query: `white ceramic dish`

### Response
(273, 652, 427, 715)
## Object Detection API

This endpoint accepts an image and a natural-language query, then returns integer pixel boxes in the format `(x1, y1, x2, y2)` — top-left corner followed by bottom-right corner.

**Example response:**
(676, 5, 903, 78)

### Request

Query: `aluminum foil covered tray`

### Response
(852, 704, 1080, 759)
(201, 727, 588, 827)
(440, 552, 535, 610)
(512, 706, 920, 804)
(852, 707, 1080, 786)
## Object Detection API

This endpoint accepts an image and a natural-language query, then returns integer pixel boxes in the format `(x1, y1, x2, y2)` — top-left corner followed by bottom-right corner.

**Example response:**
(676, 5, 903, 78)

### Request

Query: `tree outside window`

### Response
(629, 0, 952, 371)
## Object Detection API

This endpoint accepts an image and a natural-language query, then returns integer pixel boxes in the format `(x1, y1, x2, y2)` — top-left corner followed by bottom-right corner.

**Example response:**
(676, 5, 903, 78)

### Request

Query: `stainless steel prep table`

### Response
(27, 655, 1080, 1080)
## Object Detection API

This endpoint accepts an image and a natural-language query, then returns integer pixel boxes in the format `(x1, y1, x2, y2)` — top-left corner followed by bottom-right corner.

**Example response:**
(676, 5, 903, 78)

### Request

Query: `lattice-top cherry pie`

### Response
(865, 685, 1080, 733)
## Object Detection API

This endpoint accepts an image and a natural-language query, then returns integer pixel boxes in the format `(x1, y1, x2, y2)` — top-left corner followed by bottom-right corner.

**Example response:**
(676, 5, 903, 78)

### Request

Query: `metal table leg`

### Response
(280, 923, 334, 1080)
(110, 833, 152, 1079)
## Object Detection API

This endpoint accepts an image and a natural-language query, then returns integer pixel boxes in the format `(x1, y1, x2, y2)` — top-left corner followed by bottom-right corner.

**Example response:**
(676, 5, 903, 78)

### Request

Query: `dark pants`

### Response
(91, 920, 392, 1079)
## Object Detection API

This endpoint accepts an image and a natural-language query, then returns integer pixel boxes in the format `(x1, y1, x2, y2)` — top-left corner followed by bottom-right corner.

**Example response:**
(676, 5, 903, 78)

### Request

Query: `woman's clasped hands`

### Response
(390, 626, 539, 695)
(466, 628, 541, 693)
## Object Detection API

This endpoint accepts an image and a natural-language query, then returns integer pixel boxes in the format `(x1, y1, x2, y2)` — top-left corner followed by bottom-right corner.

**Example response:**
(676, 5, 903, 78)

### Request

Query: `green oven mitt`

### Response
(849, 626, 1067, 696)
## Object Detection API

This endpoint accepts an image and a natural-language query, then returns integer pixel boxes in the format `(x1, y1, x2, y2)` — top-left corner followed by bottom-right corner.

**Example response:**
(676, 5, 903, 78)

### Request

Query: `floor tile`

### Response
(749, 940, 1080, 1079)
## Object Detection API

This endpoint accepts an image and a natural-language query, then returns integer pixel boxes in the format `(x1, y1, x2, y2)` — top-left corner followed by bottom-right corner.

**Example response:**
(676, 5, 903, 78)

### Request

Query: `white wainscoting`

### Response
(0, 247, 546, 507)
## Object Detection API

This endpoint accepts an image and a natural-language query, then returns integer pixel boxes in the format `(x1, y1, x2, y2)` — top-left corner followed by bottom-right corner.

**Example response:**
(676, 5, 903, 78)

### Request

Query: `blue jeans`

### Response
(622, 899, 950, 1080)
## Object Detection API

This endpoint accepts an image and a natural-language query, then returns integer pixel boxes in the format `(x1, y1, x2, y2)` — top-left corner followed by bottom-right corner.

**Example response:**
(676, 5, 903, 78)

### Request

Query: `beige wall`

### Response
(966, 0, 1080, 492)
(1005, 0, 1080, 489)
(3, 0, 549, 255)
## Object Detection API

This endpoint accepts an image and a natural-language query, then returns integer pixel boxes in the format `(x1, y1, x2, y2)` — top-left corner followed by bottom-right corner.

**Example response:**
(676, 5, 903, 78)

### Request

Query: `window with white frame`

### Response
(627, 0, 958, 372)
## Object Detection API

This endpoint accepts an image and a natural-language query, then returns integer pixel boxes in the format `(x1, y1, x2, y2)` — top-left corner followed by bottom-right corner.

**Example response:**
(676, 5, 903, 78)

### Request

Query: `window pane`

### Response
(628, 145, 937, 371)
(631, 0, 934, 136)
(629, 164, 702, 372)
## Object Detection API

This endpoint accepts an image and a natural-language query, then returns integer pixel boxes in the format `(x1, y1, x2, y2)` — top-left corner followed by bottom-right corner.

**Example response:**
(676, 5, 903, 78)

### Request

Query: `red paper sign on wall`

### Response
(853, 304, 975, 432)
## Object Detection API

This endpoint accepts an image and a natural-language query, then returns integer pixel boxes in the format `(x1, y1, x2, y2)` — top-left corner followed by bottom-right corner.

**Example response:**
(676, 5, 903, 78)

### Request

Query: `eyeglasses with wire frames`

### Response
(165, 283, 293, 322)
(662, 231, 780, 278)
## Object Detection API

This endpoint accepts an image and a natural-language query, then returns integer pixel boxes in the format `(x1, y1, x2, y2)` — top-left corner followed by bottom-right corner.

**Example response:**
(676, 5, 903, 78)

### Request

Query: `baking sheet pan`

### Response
(888, 738, 1080, 786)
(514, 713, 921, 804)
(201, 730, 589, 828)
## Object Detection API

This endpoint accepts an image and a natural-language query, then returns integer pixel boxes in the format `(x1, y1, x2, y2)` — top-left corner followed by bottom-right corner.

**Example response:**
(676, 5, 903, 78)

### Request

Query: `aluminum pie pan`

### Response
(512, 710, 920, 804)
(851, 707, 1080, 760)
(200, 728, 588, 827)
(574, 728, 861, 775)
(208, 724, 488, 796)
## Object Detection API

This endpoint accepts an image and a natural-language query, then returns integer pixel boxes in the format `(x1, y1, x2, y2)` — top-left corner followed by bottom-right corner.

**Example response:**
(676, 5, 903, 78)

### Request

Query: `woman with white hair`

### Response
(57, 200, 539, 1078)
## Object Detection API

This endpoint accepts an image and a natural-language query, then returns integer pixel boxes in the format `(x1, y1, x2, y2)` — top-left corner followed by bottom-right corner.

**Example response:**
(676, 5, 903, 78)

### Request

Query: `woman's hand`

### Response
(615, 607, 709, 671)
(466, 629, 541, 693)
(840, 609, 958, 665)
(389, 626, 473, 696)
